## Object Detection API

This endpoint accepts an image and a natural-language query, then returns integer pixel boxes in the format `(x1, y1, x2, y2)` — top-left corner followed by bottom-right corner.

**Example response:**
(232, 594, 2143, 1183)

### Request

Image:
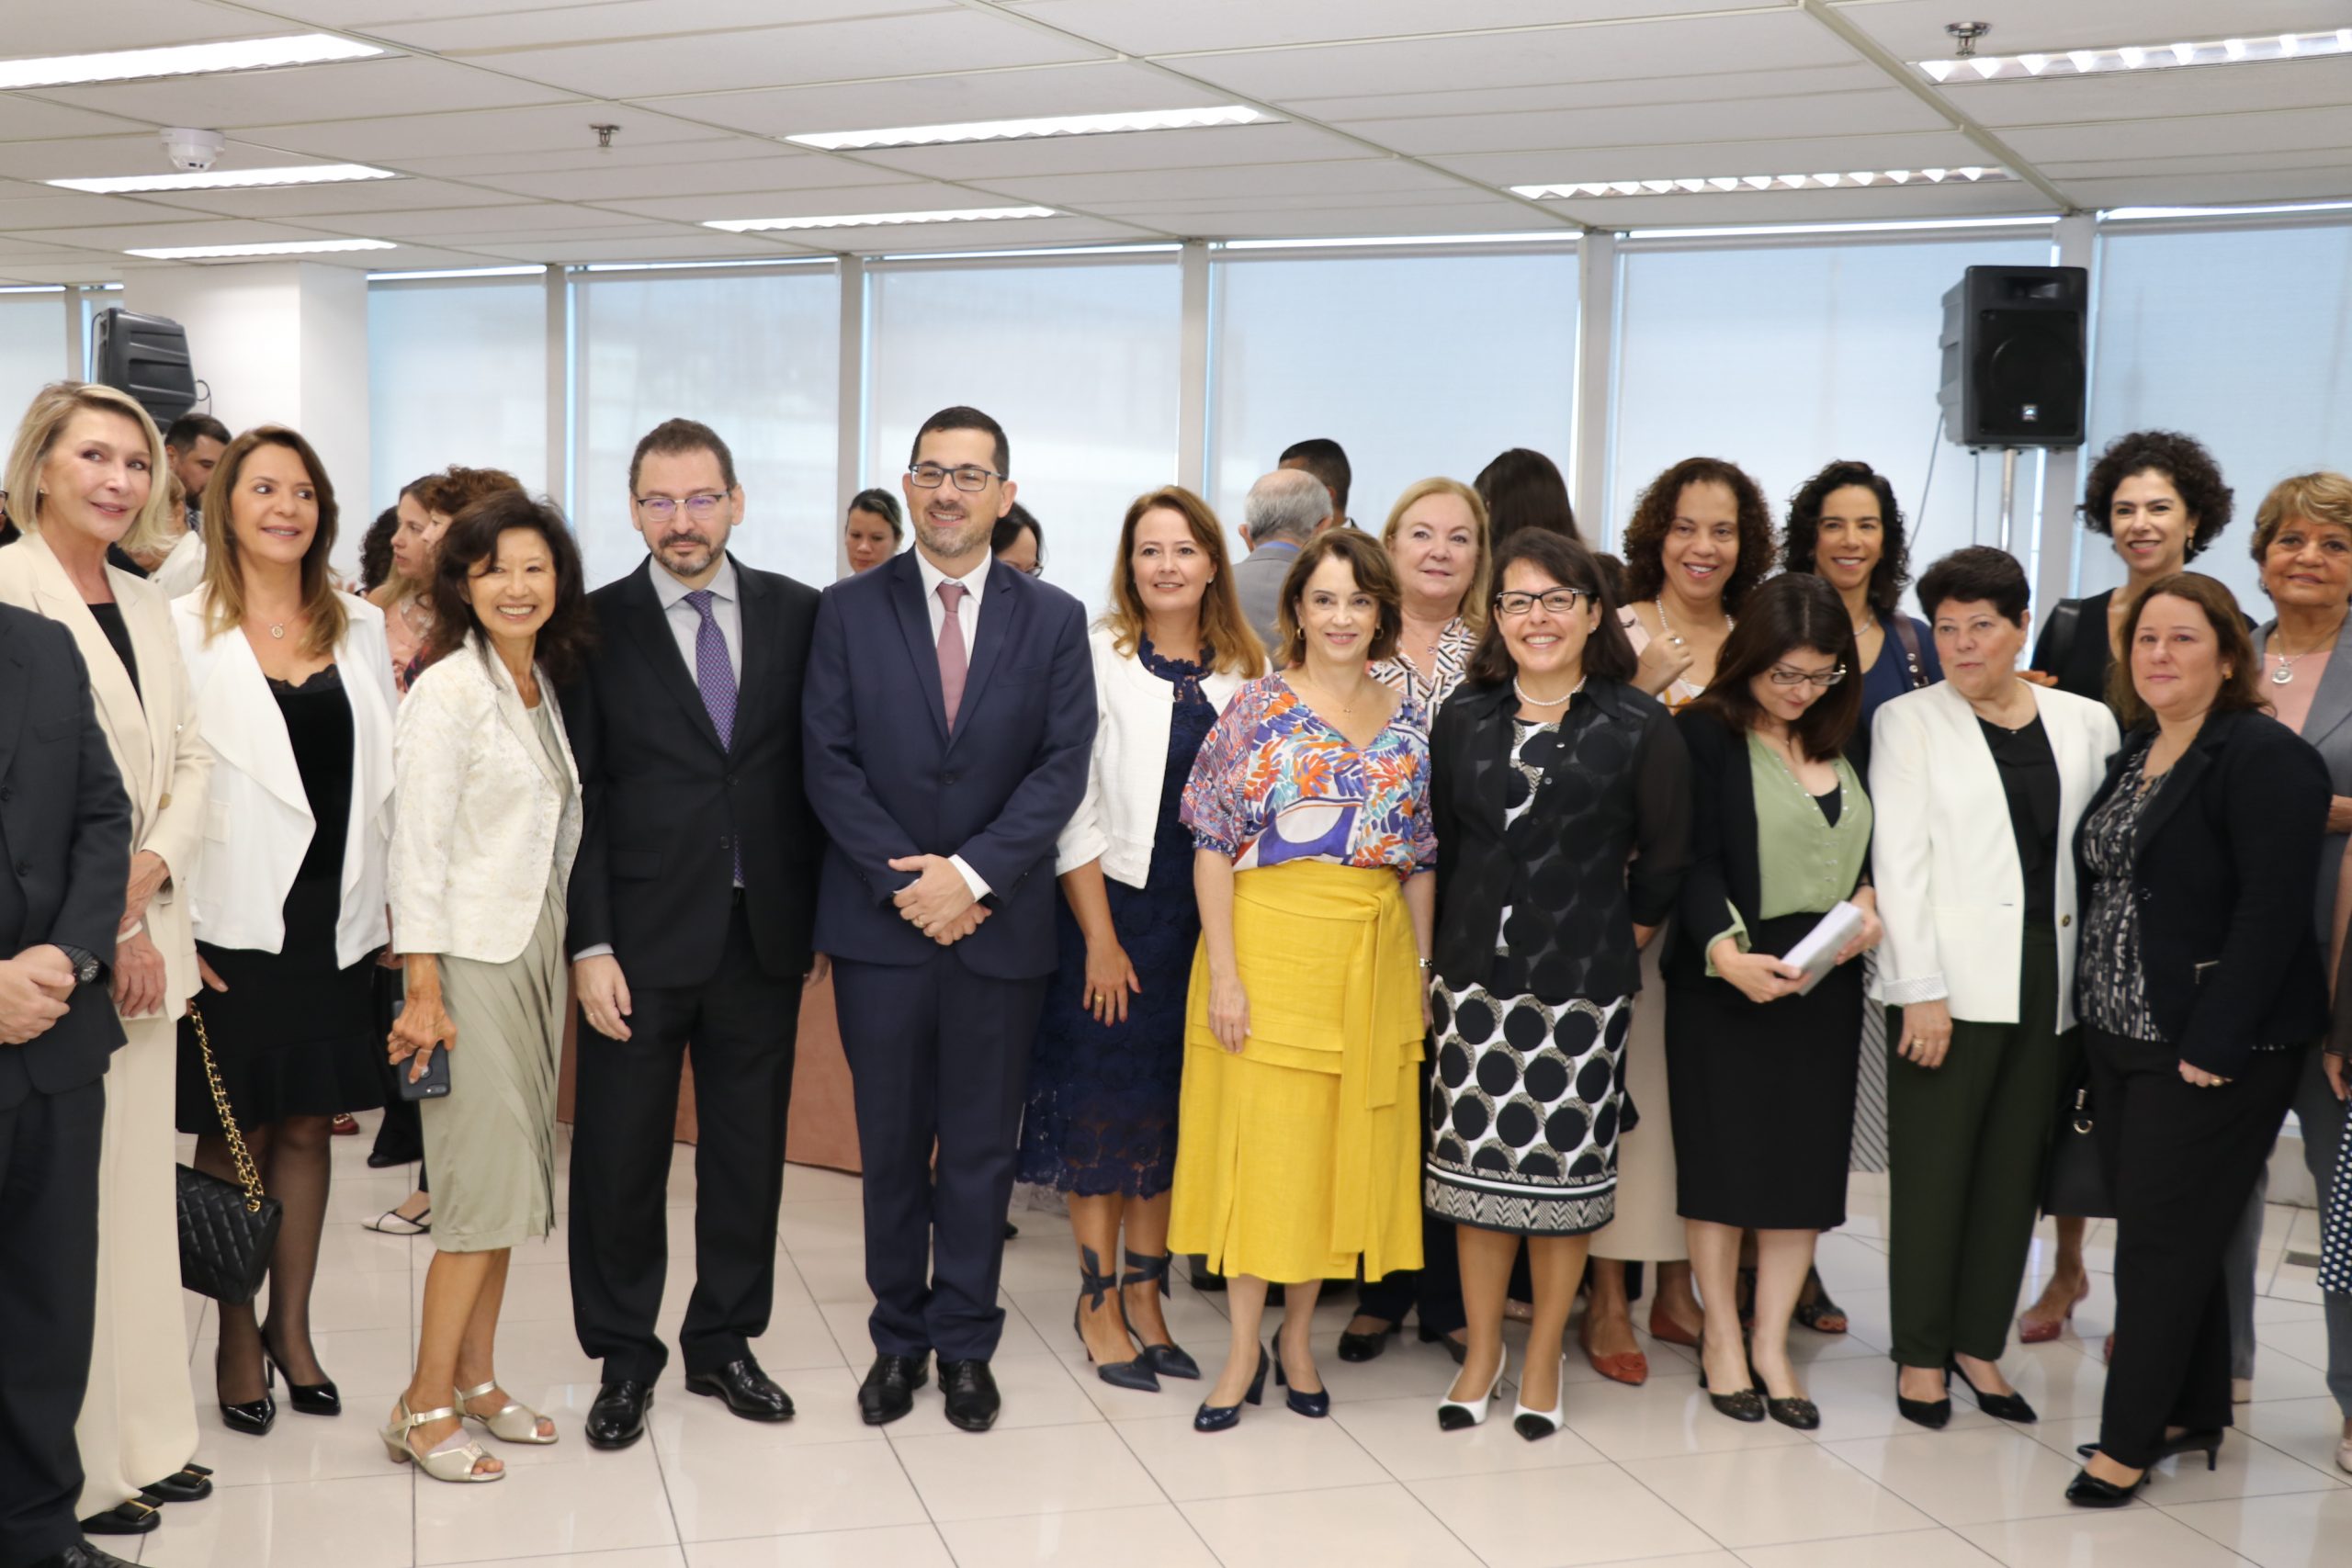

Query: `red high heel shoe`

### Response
(2017, 1279, 2088, 1345)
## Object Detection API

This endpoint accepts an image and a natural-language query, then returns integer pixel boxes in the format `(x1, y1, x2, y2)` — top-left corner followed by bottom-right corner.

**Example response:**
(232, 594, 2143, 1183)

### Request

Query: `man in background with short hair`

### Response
(1233, 468, 1334, 655)
(161, 415, 228, 532)
(1279, 436, 1352, 529)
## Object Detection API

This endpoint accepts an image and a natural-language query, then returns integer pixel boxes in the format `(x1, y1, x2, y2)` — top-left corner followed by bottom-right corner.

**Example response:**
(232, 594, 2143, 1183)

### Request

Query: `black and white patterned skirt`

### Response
(1423, 983, 1633, 1236)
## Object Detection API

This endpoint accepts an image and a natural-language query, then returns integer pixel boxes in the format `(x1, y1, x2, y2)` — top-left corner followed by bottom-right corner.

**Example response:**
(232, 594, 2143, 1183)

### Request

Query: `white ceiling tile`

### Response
(848, 120, 1378, 182)
(605, 179, 1040, 221)
(1141, 200, 1563, 240)
(1, 257, 163, 284)
(23, 218, 380, 250)
(1090, 186, 1511, 218)
(818, 214, 1156, 252)
(298, 204, 668, 239)
(237, 103, 717, 163)
(986, 157, 1472, 206)
(0, 93, 147, 141)
(662, 62, 1228, 140)
(1287, 64, 1888, 122)
(0, 0, 285, 57)
(0, 135, 325, 183)
(394, 137, 774, 178)
(130, 178, 526, 219)
(460, 231, 826, 262)
(1948, 56, 2352, 129)
(368, 0, 932, 51)
(2043, 147, 2352, 181)
(246, 0, 590, 25)
(2004, 105, 2352, 164)
(468, 11, 1110, 100)
(1829, 0, 2352, 59)
(28, 54, 580, 131)
(2062, 170, 2352, 208)
(468, 152, 921, 202)
(1333, 89, 1946, 158)
(1176, 10, 1858, 101)
(1008, 0, 1759, 55)
(1541, 177, 2052, 228)
(1429, 130, 1990, 186)
(0, 190, 245, 229)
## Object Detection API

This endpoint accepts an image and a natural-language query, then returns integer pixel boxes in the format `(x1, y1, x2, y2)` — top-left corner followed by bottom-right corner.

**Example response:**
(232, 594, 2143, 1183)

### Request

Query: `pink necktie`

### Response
(936, 581, 968, 730)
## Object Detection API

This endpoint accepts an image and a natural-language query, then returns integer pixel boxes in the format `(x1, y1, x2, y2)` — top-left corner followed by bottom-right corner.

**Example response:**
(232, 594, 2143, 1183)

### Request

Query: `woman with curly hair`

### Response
(2019, 429, 2243, 1353)
(1782, 459, 1939, 779)
(1581, 457, 1775, 1383)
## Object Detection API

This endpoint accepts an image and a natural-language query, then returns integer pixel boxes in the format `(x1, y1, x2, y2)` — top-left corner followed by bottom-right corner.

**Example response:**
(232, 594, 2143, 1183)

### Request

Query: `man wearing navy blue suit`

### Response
(805, 405, 1093, 1431)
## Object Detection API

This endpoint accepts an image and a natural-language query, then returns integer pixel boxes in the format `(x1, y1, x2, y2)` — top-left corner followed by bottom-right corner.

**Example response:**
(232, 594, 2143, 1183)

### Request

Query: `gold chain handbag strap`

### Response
(187, 1001, 267, 1213)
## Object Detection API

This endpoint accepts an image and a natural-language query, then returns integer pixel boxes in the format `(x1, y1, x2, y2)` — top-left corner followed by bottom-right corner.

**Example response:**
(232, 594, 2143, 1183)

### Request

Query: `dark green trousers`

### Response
(1887, 924, 2075, 1368)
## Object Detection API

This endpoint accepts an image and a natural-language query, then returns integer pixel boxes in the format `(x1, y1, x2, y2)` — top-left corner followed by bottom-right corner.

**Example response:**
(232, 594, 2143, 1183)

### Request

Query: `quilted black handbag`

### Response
(176, 1002, 282, 1303)
(2040, 1071, 2115, 1220)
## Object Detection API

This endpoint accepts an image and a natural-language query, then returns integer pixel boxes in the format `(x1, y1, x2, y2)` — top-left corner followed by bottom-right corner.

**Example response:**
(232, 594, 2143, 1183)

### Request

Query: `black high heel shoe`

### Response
(1121, 1250, 1199, 1380)
(1193, 1346, 1268, 1433)
(260, 1327, 341, 1416)
(1073, 1247, 1158, 1393)
(1272, 1348, 1329, 1418)
(2075, 1428, 2222, 1470)
(1697, 1335, 1764, 1423)
(216, 1348, 276, 1437)
(1895, 1369, 1951, 1429)
(2065, 1462, 2151, 1506)
(1948, 1359, 2036, 1423)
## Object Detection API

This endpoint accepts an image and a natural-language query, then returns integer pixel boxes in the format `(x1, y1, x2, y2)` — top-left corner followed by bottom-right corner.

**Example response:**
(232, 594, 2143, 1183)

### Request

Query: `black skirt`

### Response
(1665, 910, 1863, 1231)
(175, 877, 383, 1133)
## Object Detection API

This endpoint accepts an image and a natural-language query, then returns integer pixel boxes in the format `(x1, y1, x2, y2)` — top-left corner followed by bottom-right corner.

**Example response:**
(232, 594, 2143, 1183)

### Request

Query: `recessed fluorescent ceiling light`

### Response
(0, 34, 382, 91)
(1512, 167, 2017, 199)
(788, 106, 1274, 152)
(51, 163, 398, 194)
(704, 206, 1055, 232)
(125, 238, 397, 260)
(1918, 28, 2352, 82)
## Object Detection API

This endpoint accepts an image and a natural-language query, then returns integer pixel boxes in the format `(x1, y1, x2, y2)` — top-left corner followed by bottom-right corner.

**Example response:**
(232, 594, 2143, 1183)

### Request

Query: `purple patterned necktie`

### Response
(685, 589, 741, 881)
(936, 581, 969, 731)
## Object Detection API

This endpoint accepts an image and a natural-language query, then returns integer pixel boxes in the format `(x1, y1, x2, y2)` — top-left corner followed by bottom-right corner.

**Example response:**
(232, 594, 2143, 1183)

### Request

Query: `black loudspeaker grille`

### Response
(1939, 266, 2088, 448)
(91, 306, 198, 427)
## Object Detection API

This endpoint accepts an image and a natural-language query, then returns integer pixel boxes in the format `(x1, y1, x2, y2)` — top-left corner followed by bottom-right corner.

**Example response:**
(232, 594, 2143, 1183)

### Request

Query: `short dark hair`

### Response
(629, 417, 737, 496)
(1467, 530, 1635, 686)
(910, 405, 1009, 477)
(848, 487, 902, 538)
(424, 490, 595, 685)
(1275, 527, 1401, 667)
(1591, 551, 1628, 604)
(1474, 447, 1578, 547)
(992, 502, 1041, 561)
(1783, 458, 1911, 616)
(164, 412, 229, 450)
(1280, 437, 1351, 518)
(359, 504, 400, 594)
(1620, 456, 1778, 612)
(2080, 429, 2233, 561)
(1689, 572, 1861, 761)
(1917, 546, 2030, 625)
(2108, 570, 2266, 729)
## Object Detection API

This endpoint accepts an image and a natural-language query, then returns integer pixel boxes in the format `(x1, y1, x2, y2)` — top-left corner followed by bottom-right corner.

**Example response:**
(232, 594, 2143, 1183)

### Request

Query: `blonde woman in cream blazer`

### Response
(0, 391, 212, 1534)
(1868, 547, 2119, 1429)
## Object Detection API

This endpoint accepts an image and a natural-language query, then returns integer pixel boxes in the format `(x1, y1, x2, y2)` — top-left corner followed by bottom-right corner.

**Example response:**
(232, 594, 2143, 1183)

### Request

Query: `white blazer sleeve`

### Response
(1868, 696, 1948, 1006)
(387, 662, 487, 956)
(1053, 641, 1114, 876)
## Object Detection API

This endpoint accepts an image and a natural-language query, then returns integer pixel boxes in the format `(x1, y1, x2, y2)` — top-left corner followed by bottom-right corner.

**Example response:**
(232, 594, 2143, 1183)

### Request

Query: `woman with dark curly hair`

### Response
(2018, 429, 2243, 1352)
(1782, 459, 1939, 778)
(1582, 457, 1775, 1381)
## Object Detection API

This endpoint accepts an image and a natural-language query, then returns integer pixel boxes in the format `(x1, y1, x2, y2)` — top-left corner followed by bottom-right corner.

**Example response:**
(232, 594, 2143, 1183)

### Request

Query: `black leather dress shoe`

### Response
(938, 1357, 1001, 1432)
(585, 1380, 652, 1449)
(859, 1354, 928, 1426)
(686, 1358, 794, 1421)
(79, 1501, 159, 1538)
(140, 1464, 213, 1504)
(1337, 1318, 1400, 1363)
(29, 1544, 138, 1568)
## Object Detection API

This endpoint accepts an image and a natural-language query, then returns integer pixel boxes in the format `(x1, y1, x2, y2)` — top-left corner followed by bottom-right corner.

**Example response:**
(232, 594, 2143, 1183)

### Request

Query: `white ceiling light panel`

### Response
(1511, 168, 2018, 199)
(0, 35, 384, 91)
(705, 206, 1056, 232)
(126, 238, 398, 260)
(51, 164, 400, 195)
(1918, 28, 2352, 83)
(786, 106, 1276, 151)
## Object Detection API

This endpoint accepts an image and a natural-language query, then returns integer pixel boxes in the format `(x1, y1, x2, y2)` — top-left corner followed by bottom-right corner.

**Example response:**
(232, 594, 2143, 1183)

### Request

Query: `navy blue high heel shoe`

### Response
(1122, 1250, 1200, 1381)
(1073, 1247, 1158, 1393)
(1272, 1353, 1329, 1417)
(1193, 1347, 1268, 1433)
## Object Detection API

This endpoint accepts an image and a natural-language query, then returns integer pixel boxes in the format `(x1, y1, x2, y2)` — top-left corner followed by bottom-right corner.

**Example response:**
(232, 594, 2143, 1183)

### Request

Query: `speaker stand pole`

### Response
(1997, 446, 2021, 553)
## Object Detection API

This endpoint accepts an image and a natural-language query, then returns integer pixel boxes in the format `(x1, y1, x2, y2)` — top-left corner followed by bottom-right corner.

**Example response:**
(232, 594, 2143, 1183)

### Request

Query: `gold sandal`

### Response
(381, 1397, 503, 1482)
(458, 1381, 558, 1445)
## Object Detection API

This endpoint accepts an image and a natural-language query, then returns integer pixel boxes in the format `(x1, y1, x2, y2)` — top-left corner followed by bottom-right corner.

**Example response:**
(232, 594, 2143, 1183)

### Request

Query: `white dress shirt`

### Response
(912, 547, 992, 900)
(652, 554, 742, 681)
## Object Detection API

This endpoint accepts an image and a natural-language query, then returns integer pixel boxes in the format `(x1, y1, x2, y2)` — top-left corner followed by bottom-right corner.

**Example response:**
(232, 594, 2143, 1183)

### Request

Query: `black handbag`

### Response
(2041, 1072, 2115, 1220)
(176, 1002, 283, 1303)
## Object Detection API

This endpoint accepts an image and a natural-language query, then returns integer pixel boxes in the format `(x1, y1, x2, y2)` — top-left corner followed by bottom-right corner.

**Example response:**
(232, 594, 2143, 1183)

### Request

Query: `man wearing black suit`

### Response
(562, 419, 825, 1450)
(0, 604, 134, 1568)
(805, 406, 1093, 1431)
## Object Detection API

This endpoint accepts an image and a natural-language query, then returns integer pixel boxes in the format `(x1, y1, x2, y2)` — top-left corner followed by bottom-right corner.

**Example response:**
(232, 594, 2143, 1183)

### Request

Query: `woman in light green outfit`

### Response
(385, 491, 593, 1483)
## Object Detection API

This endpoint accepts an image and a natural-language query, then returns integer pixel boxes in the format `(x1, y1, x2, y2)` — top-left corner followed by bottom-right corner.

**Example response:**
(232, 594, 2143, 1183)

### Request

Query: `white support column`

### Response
(2034, 212, 2098, 614)
(1177, 240, 1210, 494)
(1572, 231, 1617, 546)
(62, 288, 80, 378)
(543, 265, 568, 512)
(834, 256, 865, 580)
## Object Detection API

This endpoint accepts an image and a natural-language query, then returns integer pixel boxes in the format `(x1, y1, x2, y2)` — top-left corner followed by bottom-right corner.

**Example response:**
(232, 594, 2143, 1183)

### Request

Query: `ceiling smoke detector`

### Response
(160, 127, 225, 172)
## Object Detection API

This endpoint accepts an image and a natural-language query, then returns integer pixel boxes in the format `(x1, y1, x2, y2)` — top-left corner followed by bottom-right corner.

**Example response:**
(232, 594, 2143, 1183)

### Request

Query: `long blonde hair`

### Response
(197, 424, 348, 660)
(3, 381, 182, 560)
(1100, 486, 1265, 678)
(1380, 476, 1493, 637)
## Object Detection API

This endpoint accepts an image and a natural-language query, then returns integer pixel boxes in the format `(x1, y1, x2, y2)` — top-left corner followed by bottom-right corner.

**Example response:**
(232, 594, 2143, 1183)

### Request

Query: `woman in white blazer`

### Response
(1870, 547, 2120, 1429)
(171, 426, 398, 1441)
(0, 382, 213, 1539)
(384, 491, 588, 1483)
(1015, 488, 1263, 1391)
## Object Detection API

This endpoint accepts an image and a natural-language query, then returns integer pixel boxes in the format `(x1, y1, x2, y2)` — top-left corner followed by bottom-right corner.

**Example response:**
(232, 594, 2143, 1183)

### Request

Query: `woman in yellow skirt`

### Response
(1170, 528, 1438, 1432)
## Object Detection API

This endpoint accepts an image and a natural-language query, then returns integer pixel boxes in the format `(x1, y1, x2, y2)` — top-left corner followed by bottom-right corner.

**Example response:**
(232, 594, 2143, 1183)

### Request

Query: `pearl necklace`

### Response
(1514, 674, 1585, 710)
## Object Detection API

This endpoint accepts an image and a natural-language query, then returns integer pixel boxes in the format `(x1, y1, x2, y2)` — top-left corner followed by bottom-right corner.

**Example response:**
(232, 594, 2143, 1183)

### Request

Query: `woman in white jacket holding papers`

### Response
(1871, 547, 2118, 1430)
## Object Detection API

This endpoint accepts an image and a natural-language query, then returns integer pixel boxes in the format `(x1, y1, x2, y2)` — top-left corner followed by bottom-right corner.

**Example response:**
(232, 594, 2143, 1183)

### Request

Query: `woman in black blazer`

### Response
(2066, 573, 2330, 1507)
(1424, 532, 1689, 1438)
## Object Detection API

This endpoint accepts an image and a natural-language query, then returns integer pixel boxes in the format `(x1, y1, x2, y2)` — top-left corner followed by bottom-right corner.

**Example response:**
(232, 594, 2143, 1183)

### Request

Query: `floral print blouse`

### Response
(1181, 675, 1437, 877)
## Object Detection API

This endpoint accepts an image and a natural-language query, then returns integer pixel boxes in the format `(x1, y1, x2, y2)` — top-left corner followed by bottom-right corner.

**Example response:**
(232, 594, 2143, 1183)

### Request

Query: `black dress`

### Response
(175, 665, 383, 1131)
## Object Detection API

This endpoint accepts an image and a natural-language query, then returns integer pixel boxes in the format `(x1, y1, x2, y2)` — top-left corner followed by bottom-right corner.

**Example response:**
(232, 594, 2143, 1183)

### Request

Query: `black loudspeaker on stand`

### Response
(1937, 265, 2087, 548)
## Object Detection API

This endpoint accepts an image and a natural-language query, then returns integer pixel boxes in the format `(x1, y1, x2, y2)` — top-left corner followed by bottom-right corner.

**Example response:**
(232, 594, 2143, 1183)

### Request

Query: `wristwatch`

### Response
(54, 944, 101, 986)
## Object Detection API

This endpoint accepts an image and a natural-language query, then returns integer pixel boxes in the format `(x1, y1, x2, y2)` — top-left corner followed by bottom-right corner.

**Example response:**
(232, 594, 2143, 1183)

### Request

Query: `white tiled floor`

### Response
(134, 1118, 2348, 1567)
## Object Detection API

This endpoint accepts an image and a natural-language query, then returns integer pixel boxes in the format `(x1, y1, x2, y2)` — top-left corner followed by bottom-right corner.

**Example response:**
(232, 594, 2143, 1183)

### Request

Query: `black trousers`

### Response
(369, 965, 426, 1185)
(0, 1077, 104, 1568)
(1360, 1052, 1468, 1335)
(833, 953, 1045, 1362)
(2086, 1028, 2302, 1468)
(568, 903, 800, 1384)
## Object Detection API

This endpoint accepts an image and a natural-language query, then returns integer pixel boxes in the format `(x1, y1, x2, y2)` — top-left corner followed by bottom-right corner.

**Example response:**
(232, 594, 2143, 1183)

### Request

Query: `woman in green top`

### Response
(1665, 573, 1883, 1431)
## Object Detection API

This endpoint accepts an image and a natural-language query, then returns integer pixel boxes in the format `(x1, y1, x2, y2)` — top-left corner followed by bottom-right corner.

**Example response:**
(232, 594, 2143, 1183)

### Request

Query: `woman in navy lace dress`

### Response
(1018, 487, 1265, 1390)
